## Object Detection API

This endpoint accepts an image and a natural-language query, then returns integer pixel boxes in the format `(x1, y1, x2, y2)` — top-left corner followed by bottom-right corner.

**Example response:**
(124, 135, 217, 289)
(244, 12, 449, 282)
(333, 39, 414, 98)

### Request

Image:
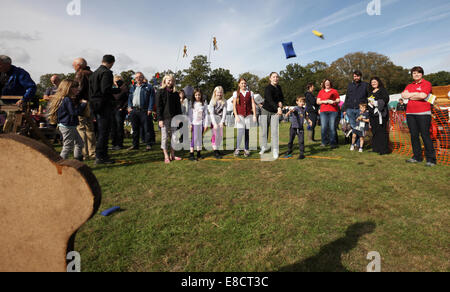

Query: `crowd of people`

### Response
(0, 54, 438, 167)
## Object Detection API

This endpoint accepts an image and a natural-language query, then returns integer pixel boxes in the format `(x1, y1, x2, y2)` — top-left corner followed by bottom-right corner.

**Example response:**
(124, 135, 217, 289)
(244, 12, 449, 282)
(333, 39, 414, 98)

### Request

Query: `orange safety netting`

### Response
(390, 104, 450, 165)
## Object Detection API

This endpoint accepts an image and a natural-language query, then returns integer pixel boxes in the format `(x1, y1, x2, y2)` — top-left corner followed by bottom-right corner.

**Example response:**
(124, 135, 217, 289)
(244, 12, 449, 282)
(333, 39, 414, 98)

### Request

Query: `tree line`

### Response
(36, 52, 450, 106)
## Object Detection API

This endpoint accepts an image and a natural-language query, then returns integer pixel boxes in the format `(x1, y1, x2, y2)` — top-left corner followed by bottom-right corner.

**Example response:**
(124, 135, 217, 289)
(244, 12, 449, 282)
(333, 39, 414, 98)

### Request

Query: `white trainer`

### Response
(259, 147, 266, 155)
(273, 151, 279, 159)
(350, 145, 355, 151)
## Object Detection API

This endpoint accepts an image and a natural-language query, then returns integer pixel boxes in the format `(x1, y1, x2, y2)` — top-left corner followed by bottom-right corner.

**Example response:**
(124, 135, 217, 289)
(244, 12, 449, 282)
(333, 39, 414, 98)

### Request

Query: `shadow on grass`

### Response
(277, 221, 376, 272)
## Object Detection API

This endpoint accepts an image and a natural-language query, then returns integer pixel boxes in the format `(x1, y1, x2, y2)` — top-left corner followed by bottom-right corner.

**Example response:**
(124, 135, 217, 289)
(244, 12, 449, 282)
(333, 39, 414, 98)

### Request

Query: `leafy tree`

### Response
(182, 55, 211, 91)
(326, 52, 410, 94)
(279, 64, 310, 105)
(120, 70, 135, 86)
(258, 76, 270, 97)
(208, 68, 235, 94)
(424, 71, 450, 86)
(277, 62, 329, 105)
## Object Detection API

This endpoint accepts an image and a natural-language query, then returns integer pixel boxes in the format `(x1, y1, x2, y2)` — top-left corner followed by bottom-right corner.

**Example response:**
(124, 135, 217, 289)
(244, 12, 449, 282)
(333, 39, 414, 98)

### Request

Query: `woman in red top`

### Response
(317, 79, 340, 148)
(401, 66, 436, 167)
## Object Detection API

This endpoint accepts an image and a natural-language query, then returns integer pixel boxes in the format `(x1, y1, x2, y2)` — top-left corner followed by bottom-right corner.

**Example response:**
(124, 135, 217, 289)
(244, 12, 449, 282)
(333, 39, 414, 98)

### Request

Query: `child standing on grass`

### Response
(209, 86, 227, 159)
(189, 89, 208, 161)
(233, 78, 257, 158)
(351, 103, 370, 153)
(285, 97, 311, 160)
(48, 80, 87, 161)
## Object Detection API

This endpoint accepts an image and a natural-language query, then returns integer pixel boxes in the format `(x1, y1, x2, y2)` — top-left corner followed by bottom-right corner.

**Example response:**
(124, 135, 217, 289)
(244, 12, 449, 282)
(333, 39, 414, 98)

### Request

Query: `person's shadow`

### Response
(277, 221, 376, 272)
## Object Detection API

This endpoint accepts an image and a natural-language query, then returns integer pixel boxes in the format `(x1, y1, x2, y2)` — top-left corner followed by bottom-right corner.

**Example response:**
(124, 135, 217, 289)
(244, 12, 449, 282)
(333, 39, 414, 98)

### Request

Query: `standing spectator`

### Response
(208, 86, 227, 159)
(110, 75, 128, 150)
(127, 72, 155, 151)
(43, 75, 61, 101)
(305, 83, 318, 142)
(261, 72, 284, 158)
(47, 80, 87, 161)
(180, 90, 190, 116)
(141, 77, 156, 147)
(89, 55, 125, 165)
(368, 77, 390, 155)
(233, 78, 257, 158)
(254, 94, 264, 127)
(396, 98, 407, 112)
(402, 66, 437, 167)
(156, 75, 182, 164)
(73, 58, 96, 160)
(226, 96, 235, 127)
(317, 79, 340, 149)
(179, 89, 189, 144)
(343, 71, 369, 136)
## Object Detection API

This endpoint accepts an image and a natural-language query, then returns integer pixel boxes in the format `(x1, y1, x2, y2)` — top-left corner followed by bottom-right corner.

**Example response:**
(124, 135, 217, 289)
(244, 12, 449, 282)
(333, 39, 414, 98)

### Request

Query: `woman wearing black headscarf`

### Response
(368, 77, 390, 155)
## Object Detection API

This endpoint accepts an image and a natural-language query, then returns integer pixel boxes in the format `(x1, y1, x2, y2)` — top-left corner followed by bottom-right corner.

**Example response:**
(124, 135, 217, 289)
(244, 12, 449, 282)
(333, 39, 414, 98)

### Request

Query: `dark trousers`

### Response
(308, 112, 318, 140)
(288, 127, 305, 155)
(146, 114, 156, 145)
(371, 117, 390, 155)
(139, 115, 155, 145)
(130, 110, 151, 148)
(407, 115, 436, 163)
(111, 109, 126, 147)
(95, 106, 113, 160)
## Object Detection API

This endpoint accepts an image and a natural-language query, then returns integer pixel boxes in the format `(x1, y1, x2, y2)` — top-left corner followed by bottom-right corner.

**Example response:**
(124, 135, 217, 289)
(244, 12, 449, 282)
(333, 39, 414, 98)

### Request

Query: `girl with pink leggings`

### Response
(208, 86, 227, 159)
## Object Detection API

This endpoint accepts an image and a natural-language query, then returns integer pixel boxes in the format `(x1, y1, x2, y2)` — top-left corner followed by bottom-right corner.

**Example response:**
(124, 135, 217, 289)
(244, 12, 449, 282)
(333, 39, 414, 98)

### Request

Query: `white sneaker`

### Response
(234, 149, 240, 157)
(273, 151, 279, 159)
(350, 145, 355, 151)
(259, 147, 266, 155)
(359, 148, 363, 153)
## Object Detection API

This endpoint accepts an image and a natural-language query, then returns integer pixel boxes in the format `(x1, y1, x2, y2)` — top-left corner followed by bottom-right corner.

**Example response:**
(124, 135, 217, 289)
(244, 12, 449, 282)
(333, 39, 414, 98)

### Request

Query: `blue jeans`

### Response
(346, 108, 360, 130)
(346, 108, 361, 144)
(320, 111, 338, 146)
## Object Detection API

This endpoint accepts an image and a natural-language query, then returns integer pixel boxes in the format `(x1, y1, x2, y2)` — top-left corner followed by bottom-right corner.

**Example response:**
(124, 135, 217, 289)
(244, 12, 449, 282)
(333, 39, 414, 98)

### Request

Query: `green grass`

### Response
(73, 123, 449, 272)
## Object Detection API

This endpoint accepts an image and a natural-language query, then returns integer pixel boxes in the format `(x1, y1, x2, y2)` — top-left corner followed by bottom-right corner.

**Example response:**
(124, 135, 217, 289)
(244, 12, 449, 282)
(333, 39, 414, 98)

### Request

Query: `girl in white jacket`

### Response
(189, 89, 208, 161)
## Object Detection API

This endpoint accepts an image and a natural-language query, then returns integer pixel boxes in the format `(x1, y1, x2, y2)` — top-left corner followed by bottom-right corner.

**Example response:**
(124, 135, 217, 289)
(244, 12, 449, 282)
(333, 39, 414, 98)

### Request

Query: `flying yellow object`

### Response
(312, 30, 324, 39)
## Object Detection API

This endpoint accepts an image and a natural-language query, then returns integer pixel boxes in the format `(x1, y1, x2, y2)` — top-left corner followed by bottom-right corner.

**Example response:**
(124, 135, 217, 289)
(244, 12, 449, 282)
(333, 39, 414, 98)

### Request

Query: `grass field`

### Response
(74, 123, 449, 272)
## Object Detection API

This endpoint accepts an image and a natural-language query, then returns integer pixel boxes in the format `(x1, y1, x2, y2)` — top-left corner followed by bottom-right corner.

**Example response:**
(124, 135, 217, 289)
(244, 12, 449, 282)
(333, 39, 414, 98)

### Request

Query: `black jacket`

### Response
(89, 65, 118, 113)
(156, 88, 182, 121)
(368, 88, 390, 120)
(305, 91, 318, 114)
(263, 84, 284, 113)
(343, 81, 369, 112)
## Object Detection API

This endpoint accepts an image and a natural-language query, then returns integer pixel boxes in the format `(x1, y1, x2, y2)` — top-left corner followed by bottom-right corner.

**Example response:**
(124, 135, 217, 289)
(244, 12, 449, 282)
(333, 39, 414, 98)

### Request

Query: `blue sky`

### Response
(1, 0, 449, 82)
